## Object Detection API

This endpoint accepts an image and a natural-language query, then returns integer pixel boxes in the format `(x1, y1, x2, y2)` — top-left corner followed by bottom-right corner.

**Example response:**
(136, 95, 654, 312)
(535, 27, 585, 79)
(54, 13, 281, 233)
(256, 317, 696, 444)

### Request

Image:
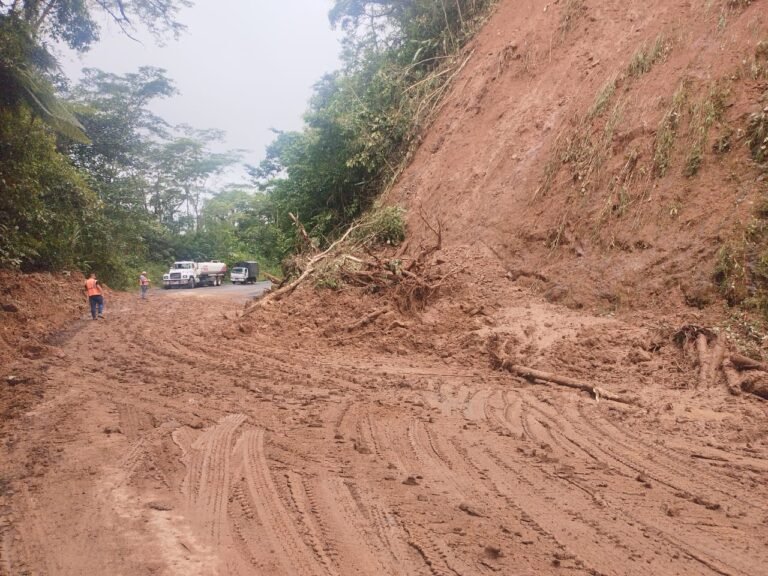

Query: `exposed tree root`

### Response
(696, 333, 710, 388)
(673, 326, 767, 400)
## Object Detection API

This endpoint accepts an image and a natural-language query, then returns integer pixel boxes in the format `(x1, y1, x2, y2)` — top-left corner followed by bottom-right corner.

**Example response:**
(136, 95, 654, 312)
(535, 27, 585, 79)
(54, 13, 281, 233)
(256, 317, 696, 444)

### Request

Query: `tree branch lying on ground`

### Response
(488, 336, 638, 405)
(243, 209, 459, 316)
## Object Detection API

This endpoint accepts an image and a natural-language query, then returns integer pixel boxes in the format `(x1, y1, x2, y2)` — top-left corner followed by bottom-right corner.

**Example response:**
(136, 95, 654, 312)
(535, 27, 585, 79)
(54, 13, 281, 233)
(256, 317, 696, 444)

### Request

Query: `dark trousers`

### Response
(89, 295, 104, 319)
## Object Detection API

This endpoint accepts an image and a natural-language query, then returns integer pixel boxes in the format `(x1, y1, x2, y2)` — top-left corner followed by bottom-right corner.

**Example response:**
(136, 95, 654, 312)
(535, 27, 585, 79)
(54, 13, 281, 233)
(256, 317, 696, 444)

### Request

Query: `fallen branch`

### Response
(344, 307, 391, 332)
(243, 222, 362, 314)
(507, 364, 636, 405)
(385, 320, 410, 332)
(490, 346, 636, 405)
(696, 333, 709, 388)
(730, 353, 768, 372)
(263, 272, 284, 286)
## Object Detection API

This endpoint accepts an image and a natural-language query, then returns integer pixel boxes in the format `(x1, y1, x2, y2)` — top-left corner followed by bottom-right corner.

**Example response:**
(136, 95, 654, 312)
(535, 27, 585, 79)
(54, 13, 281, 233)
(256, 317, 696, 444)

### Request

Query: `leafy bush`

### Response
(352, 205, 406, 247)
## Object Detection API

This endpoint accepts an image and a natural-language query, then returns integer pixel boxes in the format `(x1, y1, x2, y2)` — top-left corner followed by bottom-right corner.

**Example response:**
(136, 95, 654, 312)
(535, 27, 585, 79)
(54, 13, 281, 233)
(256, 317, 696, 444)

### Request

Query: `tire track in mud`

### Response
(235, 428, 325, 576)
(181, 414, 246, 544)
(592, 406, 768, 509)
(446, 384, 763, 575)
(348, 411, 492, 575)
(120, 420, 178, 485)
(568, 399, 757, 514)
(505, 393, 765, 576)
(401, 418, 518, 575)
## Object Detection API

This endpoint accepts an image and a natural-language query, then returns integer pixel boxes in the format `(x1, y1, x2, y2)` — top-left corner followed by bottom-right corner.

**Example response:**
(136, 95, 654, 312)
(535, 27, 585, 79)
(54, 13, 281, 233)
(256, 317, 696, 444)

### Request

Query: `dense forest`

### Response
(0, 0, 495, 288)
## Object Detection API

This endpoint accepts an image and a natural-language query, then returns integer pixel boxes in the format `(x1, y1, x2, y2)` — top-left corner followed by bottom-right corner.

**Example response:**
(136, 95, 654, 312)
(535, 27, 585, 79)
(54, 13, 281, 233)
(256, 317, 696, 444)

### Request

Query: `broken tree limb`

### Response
(263, 272, 284, 286)
(505, 364, 636, 405)
(344, 307, 391, 332)
(696, 333, 710, 388)
(730, 353, 768, 372)
(490, 348, 636, 405)
(242, 222, 363, 314)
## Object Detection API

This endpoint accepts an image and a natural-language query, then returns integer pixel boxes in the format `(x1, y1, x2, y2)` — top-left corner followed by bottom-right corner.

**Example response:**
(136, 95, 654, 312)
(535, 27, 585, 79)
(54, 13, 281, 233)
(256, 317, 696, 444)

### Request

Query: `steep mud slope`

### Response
(0, 270, 87, 375)
(390, 0, 768, 315)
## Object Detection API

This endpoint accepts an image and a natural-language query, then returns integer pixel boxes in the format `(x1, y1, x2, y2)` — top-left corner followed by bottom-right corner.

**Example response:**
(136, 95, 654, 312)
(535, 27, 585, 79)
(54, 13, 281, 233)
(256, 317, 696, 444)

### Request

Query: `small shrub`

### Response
(352, 205, 406, 247)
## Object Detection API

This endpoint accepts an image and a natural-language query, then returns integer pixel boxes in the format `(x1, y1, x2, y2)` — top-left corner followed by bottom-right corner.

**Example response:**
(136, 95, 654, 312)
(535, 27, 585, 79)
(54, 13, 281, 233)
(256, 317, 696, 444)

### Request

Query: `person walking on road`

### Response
(139, 271, 151, 299)
(84, 272, 105, 320)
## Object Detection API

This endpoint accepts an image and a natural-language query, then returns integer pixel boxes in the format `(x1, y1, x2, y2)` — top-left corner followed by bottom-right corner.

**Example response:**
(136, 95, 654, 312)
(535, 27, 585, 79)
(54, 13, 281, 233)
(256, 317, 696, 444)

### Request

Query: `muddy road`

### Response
(1, 288, 767, 576)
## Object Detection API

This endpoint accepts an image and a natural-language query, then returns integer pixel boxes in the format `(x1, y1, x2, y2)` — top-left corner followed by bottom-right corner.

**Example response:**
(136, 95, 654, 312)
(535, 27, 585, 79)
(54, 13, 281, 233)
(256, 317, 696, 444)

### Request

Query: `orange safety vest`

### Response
(85, 278, 102, 297)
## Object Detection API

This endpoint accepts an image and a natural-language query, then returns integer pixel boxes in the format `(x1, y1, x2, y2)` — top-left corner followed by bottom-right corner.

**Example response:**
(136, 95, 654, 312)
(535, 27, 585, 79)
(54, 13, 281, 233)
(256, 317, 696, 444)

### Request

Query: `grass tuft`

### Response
(653, 80, 688, 177)
(683, 82, 730, 177)
(627, 35, 671, 77)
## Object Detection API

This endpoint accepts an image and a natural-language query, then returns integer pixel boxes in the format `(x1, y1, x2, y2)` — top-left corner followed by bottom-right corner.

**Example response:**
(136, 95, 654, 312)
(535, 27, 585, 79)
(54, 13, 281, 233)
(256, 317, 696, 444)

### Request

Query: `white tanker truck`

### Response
(162, 260, 227, 289)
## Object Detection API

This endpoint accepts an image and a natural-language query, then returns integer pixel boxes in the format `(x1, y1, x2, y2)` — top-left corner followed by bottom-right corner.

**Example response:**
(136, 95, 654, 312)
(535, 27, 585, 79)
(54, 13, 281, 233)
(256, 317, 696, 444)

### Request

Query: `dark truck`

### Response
(230, 261, 259, 284)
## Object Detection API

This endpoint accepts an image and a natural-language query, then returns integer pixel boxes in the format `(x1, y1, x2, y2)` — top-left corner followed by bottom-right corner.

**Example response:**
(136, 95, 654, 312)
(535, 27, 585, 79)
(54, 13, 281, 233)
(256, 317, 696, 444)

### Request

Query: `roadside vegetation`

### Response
(0, 0, 497, 289)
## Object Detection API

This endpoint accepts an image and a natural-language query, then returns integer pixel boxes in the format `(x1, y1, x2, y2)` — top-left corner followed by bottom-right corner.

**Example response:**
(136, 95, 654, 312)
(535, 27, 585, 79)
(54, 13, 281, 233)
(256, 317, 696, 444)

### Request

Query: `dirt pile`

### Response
(388, 0, 768, 324)
(0, 270, 87, 375)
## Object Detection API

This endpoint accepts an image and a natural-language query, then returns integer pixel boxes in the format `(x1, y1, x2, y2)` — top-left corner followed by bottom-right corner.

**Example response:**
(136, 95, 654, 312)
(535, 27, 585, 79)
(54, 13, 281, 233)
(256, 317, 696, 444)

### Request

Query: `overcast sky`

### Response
(61, 1, 342, 185)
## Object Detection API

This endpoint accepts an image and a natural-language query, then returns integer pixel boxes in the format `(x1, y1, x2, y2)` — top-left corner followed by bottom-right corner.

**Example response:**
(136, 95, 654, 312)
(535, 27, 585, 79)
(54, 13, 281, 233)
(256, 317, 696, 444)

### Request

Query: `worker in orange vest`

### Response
(84, 272, 105, 320)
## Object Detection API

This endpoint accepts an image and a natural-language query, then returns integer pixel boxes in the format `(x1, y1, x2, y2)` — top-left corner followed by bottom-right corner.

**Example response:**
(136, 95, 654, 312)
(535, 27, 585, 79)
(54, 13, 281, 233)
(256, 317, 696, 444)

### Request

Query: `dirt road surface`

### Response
(1, 286, 767, 576)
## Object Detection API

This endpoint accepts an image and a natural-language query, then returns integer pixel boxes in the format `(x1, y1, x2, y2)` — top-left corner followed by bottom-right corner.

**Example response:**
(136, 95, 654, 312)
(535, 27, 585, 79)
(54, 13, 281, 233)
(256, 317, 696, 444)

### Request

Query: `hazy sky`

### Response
(61, 1, 342, 184)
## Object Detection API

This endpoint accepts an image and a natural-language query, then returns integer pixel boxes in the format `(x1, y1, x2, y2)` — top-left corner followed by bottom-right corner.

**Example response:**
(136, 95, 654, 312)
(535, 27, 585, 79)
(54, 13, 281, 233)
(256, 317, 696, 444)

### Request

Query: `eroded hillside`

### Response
(391, 0, 768, 325)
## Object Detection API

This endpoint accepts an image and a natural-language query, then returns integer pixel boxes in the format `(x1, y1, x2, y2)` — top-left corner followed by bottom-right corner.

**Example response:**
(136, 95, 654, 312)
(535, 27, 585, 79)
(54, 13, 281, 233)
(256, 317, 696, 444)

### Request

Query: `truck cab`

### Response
(230, 261, 259, 284)
(163, 260, 227, 288)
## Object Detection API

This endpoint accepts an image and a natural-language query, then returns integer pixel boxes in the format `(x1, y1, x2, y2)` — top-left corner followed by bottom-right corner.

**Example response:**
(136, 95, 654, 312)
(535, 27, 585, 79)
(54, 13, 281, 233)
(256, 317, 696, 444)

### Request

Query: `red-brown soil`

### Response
(2, 0, 768, 574)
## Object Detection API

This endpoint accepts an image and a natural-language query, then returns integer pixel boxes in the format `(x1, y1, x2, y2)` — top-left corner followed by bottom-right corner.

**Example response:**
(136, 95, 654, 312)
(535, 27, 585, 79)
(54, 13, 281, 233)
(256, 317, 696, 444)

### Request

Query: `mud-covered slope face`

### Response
(390, 0, 768, 314)
(0, 270, 87, 377)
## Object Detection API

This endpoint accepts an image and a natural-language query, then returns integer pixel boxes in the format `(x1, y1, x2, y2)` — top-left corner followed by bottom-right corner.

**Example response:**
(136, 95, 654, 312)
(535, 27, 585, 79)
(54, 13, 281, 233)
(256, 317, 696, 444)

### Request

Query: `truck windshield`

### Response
(173, 263, 193, 269)
(233, 268, 246, 274)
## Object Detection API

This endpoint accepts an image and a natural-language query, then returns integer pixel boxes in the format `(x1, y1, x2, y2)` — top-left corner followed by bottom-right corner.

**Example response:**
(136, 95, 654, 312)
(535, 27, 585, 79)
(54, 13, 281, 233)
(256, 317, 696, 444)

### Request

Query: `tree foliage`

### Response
(1, 0, 496, 288)
(253, 0, 495, 253)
